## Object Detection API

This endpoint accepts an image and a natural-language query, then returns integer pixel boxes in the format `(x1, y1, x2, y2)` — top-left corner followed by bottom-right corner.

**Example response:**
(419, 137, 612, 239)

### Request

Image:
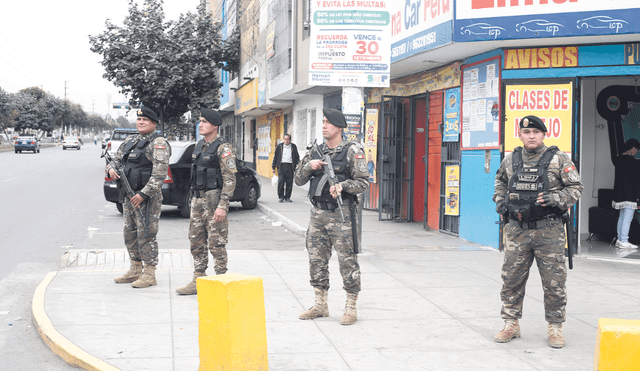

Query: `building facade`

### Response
(210, 0, 640, 249)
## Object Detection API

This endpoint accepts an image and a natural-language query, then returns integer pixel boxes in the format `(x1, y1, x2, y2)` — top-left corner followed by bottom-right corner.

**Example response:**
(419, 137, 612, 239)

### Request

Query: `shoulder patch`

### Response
(355, 154, 364, 159)
(155, 145, 165, 149)
(221, 151, 231, 159)
(563, 165, 575, 173)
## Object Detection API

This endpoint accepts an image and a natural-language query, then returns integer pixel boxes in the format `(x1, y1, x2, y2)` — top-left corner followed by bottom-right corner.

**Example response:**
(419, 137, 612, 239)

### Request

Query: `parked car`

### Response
(103, 141, 261, 217)
(62, 136, 81, 150)
(105, 128, 138, 158)
(15, 136, 40, 153)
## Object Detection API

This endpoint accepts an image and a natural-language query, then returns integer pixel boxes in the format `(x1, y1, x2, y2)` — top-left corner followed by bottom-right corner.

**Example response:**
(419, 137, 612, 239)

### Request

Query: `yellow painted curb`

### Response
(32, 271, 120, 371)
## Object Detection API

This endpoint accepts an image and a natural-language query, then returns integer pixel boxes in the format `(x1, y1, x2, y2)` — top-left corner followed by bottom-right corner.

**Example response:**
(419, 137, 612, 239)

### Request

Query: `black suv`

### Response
(103, 141, 261, 217)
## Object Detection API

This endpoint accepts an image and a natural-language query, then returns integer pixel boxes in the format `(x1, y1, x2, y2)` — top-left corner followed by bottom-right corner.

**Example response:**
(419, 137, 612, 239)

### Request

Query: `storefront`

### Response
(460, 43, 640, 249)
(367, 62, 461, 233)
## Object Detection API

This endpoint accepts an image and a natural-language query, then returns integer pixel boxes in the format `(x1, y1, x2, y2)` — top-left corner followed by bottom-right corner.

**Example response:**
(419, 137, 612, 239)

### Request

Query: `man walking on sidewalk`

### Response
(109, 107, 171, 288)
(272, 134, 299, 202)
(294, 108, 369, 325)
(176, 108, 237, 295)
(493, 115, 583, 348)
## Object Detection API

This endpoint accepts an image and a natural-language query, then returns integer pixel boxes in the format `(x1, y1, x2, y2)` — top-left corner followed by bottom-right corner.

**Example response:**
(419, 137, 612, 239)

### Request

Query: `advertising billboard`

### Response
(455, 0, 640, 42)
(309, 1, 391, 87)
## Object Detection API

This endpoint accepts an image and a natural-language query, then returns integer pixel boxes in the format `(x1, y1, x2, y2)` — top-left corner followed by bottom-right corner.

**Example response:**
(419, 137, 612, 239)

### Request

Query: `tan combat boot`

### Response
(548, 323, 565, 348)
(114, 261, 142, 284)
(340, 293, 358, 326)
(131, 265, 157, 288)
(494, 319, 520, 343)
(176, 271, 207, 295)
(299, 288, 329, 320)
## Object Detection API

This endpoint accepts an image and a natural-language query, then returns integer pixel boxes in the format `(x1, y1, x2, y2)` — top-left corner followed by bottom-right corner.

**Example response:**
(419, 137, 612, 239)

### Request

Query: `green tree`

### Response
(89, 0, 224, 133)
(12, 92, 39, 133)
(0, 88, 13, 132)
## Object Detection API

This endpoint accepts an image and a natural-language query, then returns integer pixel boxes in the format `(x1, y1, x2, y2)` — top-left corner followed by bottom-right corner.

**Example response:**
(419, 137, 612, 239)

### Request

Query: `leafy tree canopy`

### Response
(89, 0, 226, 134)
(0, 86, 114, 135)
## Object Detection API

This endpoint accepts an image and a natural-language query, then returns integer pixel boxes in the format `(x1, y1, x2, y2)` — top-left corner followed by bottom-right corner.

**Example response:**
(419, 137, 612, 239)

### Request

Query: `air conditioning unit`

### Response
(243, 65, 258, 81)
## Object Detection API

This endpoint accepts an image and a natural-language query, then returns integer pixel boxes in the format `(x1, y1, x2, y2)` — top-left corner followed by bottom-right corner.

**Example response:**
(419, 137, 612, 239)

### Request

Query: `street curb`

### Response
(32, 271, 120, 371)
(256, 202, 307, 238)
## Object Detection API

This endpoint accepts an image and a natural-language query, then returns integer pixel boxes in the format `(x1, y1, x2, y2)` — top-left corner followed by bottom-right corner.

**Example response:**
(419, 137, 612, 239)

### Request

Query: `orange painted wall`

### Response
(427, 91, 443, 230)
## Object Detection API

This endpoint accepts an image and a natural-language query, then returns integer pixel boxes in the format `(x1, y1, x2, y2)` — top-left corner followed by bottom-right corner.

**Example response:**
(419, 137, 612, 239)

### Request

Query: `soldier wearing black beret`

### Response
(176, 108, 237, 295)
(137, 106, 160, 123)
(322, 108, 347, 128)
(492, 114, 583, 348)
(519, 115, 547, 132)
(109, 106, 171, 289)
(294, 107, 369, 325)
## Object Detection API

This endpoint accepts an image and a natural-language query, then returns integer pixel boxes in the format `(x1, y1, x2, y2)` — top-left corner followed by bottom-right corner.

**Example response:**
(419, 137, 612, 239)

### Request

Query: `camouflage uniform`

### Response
(189, 138, 237, 274)
(108, 133, 171, 267)
(295, 141, 369, 294)
(493, 144, 583, 323)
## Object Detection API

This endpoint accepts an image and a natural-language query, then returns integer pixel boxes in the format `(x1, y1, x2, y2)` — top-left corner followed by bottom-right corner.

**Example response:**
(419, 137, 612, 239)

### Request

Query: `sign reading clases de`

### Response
(309, 1, 391, 87)
(504, 82, 573, 154)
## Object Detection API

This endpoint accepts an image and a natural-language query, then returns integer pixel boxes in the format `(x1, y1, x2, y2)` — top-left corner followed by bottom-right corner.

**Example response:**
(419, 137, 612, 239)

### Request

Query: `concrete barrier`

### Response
(594, 318, 640, 370)
(197, 273, 268, 371)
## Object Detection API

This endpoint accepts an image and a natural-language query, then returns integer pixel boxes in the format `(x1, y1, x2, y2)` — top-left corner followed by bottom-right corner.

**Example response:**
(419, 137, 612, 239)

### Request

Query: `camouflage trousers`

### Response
(306, 205, 360, 294)
(189, 190, 228, 274)
(500, 219, 567, 323)
(123, 193, 161, 266)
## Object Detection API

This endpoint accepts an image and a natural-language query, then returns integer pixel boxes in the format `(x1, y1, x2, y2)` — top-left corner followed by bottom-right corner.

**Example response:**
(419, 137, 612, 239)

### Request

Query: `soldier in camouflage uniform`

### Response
(109, 107, 171, 288)
(176, 108, 237, 295)
(295, 108, 369, 326)
(493, 115, 583, 348)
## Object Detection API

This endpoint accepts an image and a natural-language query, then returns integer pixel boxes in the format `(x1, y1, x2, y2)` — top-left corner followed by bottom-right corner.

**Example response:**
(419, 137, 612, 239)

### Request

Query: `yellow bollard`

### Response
(594, 318, 640, 371)
(197, 273, 268, 371)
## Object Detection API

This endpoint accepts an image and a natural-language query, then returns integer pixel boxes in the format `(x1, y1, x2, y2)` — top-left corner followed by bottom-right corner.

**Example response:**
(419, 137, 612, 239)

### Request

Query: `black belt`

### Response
(192, 189, 218, 198)
(508, 215, 560, 230)
(314, 198, 351, 211)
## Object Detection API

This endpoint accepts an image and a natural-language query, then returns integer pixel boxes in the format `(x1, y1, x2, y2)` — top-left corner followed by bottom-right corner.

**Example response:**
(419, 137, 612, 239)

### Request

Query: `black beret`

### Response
(137, 107, 159, 123)
(322, 108, 347, 128)
(622, 138, 640, 154)
(200, 108, 222, 126)
(519, 115, 546, 132)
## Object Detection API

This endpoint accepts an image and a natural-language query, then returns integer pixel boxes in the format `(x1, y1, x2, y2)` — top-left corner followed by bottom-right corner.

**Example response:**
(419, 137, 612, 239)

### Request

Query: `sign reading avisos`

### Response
(309, 1, 391, 87)
(504, 82, 573, 154)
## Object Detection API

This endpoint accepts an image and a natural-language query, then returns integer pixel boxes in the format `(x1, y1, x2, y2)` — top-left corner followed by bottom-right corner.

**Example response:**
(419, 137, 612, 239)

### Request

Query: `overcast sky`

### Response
(0, 0, 202, 118)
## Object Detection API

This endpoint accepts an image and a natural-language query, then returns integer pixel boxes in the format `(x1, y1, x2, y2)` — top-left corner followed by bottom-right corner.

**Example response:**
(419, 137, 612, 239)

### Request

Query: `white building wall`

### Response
(292, 94, 324, 150)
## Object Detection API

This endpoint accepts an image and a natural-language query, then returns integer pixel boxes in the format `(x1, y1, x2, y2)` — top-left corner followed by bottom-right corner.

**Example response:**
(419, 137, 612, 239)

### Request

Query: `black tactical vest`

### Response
(507, 146, 563, 222)
(190, 137, 226, 191)
(122, 133, 160, 191)
(308, 142, 356, 204)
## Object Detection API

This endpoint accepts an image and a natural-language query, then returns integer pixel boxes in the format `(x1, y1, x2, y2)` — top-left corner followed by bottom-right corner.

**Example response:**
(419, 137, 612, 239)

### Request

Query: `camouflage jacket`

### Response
(201, 137, 237, 212)
(108, 133, 171, 198)
(294, 140, 369, 196)
(494, 144, 583, 210)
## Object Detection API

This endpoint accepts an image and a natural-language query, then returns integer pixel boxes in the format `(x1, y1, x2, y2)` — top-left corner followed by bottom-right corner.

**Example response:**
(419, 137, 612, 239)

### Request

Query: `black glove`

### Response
(496, 201, 508, 215)
(538, 192, 558, 207)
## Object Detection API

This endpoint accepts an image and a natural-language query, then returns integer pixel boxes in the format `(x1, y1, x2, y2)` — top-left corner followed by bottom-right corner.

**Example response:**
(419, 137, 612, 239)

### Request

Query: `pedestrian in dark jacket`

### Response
(272, 134, 299, 202)
(612, 138, 640, 249)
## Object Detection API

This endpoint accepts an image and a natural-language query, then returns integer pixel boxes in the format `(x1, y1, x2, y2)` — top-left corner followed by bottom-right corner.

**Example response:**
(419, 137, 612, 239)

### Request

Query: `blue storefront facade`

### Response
(378, 1, 640, 249)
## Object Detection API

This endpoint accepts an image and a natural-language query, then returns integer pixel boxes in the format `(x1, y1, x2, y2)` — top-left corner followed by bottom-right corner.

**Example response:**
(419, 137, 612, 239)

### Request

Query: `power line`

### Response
(0, 31, 65, 89)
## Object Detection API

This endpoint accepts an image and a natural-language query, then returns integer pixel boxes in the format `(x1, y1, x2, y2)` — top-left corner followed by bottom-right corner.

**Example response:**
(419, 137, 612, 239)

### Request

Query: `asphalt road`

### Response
(0, 142, 302, 370)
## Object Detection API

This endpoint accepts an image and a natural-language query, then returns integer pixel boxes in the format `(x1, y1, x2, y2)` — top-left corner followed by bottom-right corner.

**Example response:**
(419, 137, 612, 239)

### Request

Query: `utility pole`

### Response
(60, 81, 68, 139)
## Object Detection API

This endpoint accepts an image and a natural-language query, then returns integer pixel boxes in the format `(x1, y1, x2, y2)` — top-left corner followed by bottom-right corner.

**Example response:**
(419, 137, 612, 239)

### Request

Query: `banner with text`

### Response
(455, 0, 640, 42)
(390, 0, 453, 62)
(309, 0, 391, 87)
(504, 82, 574, 154)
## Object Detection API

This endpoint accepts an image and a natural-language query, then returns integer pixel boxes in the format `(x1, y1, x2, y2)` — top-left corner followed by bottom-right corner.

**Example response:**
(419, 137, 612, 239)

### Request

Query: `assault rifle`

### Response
(562, 209, 575, 270)
(102, 149, 149, 238)
(311, 140, 345, 223)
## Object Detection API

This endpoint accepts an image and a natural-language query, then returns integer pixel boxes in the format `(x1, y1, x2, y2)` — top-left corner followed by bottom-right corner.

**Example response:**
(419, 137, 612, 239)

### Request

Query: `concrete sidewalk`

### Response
(33, 176, 640, 370)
